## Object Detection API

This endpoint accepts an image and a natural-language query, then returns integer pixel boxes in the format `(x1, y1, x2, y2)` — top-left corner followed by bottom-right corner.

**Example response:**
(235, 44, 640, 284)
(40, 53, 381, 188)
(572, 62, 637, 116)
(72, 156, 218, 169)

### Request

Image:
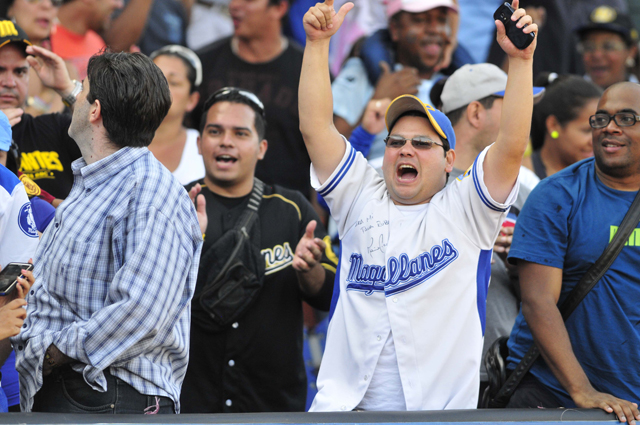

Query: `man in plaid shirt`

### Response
(11, 51, 203, 414)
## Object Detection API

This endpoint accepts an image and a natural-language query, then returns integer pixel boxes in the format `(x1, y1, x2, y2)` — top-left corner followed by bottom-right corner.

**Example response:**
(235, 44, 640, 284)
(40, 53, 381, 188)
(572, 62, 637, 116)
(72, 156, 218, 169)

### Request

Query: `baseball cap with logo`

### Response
(385, 0, 458, 19)
(576, 6, 638, 45)
(440, 63, 545, 114)
(0, 20, 31, 53)
(385, 94, 456, 149)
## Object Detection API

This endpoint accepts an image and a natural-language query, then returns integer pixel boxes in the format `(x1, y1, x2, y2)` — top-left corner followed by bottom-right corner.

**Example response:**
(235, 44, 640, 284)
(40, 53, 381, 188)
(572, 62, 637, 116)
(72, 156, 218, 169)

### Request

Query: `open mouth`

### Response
(216, 154, 237, 164)
(601, 139, 625, 153)
(397, 164, 418, 181)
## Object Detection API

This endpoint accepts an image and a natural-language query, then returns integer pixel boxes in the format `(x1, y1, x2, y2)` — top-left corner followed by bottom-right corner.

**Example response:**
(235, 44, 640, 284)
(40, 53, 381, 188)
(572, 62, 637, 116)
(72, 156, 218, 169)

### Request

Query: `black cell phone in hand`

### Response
(494, 2, 535, 50)
(0, 262, 33, 296)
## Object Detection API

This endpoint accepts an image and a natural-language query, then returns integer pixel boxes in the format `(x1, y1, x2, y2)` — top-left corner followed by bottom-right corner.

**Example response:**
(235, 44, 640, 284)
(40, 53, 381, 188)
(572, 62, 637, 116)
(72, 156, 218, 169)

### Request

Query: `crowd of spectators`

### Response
(0, 0, 639, 421)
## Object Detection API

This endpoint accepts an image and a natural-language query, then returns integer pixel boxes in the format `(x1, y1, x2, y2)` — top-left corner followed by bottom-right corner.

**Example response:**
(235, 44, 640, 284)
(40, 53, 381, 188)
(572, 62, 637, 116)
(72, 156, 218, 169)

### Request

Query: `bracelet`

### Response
(61, 80, 82, 108)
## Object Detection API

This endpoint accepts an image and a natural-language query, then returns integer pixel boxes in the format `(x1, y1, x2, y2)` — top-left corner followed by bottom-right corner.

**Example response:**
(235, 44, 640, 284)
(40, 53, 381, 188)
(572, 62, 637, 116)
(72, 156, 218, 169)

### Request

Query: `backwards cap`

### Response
(385, 94, 456, 150)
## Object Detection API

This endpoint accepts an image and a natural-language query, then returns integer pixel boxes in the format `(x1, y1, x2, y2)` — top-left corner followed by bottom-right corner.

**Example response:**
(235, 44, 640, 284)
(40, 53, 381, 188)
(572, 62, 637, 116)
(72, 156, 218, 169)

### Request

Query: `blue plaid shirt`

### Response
(12, 147, 202, 412)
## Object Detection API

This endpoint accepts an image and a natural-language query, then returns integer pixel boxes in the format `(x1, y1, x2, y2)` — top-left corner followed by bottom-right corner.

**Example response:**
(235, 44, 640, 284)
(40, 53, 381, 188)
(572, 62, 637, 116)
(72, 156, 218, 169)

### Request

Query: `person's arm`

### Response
(102, 0, 154, 53)
(519, 260, 640, 423)
(299, 0, 354, 184)
(482, 0, 537, 204)
(25, 46, 77, 112)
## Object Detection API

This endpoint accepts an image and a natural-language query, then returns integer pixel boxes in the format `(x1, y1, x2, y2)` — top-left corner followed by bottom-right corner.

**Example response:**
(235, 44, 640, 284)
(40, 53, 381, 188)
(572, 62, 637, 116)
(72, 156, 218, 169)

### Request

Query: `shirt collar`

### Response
(72, 147, 148, 190)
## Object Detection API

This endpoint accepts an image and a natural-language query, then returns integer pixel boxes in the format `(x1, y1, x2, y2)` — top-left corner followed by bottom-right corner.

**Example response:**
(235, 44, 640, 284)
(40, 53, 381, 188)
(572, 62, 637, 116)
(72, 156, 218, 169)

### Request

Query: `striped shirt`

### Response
(12, 147, 202, 412)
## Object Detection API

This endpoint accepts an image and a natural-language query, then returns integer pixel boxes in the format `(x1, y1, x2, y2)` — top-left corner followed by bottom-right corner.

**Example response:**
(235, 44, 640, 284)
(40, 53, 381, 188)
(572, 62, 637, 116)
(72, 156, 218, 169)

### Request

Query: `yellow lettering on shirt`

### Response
(610, 225, 640, 246)
(19, 151, 64, 180)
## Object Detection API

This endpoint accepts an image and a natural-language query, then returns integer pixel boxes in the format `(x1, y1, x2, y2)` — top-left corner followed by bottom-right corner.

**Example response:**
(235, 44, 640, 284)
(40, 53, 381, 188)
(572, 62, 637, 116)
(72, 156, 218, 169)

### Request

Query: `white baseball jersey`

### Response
(0, 165, 39, 268)
(309, 140, 518, 411)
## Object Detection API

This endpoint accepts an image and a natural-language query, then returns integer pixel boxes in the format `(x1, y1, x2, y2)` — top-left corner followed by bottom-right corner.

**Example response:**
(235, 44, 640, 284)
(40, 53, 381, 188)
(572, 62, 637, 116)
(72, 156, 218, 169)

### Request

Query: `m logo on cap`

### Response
(0, 21, 19, 38)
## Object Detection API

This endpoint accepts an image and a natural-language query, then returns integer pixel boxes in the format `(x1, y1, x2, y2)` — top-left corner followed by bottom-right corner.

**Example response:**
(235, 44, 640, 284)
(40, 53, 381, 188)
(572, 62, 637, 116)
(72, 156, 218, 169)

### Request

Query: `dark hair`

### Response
(444, 96, 498, 127)
(388, 110, 450, 152)
(86, 51, 171, 149)
(199, 88, 267, 140)
(530, 73, 602, 151)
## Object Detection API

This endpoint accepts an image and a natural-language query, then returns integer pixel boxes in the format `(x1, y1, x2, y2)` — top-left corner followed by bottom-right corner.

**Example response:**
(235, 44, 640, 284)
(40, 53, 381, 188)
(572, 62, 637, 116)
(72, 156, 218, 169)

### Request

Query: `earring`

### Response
(626, 56, 636, 68)
(551, 130, 559, 139)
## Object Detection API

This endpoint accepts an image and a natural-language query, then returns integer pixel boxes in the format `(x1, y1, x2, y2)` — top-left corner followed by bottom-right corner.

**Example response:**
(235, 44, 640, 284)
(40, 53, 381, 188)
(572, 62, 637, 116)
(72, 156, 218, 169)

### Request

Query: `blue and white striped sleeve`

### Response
(445, 145, 519, 249)
(310, 137, 385, 238)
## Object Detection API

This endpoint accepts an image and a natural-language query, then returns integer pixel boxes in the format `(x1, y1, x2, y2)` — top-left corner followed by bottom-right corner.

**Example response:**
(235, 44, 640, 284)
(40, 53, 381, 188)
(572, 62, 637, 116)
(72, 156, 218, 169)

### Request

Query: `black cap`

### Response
(576, 6, 638, 45)
(0, 20, 31, 52)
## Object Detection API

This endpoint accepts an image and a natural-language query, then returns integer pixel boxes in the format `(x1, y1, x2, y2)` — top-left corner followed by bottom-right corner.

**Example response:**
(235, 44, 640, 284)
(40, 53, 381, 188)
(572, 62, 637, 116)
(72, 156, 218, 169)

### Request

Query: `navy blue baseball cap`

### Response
(385, 94, 456, 150)
(576, 6, 638, 45)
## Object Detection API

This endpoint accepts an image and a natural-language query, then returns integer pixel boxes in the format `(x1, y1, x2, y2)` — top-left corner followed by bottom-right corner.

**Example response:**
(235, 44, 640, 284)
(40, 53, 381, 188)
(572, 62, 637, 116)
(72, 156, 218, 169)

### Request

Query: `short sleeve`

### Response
(507, 177, 571, 269)
(438, 145, 520, 249)
(310, 138, 385, 238)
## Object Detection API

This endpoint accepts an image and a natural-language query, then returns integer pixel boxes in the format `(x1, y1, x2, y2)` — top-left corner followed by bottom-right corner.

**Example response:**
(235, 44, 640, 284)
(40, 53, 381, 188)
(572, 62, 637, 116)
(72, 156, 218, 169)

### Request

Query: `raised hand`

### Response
(373, 62, 420, 100)
(495, 0, 538, 61)
(25, 45, 75, 95)
(188, 183, 208, 235)
(293, 220, 326, 273)
(303, 0, 354, 42)
(361, 97, 391, 135)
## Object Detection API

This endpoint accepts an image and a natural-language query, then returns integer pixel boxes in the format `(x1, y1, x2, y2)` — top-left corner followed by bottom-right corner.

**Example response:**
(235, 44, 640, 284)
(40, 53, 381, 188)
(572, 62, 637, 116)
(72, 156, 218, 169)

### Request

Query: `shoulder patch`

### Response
(19, 174, 41, 198)
(18, 202, 39, 238)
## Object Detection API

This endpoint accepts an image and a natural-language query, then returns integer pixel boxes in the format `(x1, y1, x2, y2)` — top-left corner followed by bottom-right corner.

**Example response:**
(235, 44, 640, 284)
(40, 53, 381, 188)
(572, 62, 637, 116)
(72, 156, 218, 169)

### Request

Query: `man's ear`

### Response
(444, 148, 455, 173)
(257, 139, 268, 160)
(270, 0, 289, 20)
(197, 134, 202, 155)
(465, 101, 483, 129)
(388, 16, 400, 42)
(89, 99, 102, 124)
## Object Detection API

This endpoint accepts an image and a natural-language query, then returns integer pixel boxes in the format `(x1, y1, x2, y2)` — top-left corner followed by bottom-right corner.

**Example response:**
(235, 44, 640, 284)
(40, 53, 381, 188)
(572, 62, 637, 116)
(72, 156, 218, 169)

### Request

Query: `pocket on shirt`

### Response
(59, 240, 112, 284)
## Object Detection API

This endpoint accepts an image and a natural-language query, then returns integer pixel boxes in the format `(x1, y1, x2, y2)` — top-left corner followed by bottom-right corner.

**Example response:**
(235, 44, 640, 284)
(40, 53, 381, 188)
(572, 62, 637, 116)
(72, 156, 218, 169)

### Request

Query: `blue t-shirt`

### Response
(507, 158, 640, 407)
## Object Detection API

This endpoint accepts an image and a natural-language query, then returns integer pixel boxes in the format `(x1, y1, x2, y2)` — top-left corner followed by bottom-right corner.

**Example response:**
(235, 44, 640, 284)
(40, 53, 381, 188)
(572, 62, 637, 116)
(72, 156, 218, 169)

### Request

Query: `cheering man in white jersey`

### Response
(300, 0, 538, 411)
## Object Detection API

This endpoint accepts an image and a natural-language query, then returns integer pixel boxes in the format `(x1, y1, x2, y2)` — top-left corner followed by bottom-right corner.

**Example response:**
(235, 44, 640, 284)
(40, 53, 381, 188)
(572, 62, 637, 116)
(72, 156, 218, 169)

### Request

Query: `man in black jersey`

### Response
(0, 20, 81, 202)
(193, 0, 313, 199)
(181, 87, 337, 413)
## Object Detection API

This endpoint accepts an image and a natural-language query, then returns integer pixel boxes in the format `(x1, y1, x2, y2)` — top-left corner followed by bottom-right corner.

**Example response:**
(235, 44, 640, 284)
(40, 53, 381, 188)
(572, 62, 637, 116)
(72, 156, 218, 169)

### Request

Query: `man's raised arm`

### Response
(299, 0, 353, 185)
(483, 0, 538, 203)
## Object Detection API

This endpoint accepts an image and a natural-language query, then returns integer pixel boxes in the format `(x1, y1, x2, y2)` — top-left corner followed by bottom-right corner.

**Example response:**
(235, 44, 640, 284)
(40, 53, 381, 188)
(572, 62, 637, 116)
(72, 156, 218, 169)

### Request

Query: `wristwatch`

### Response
(62, 80, 83, 108)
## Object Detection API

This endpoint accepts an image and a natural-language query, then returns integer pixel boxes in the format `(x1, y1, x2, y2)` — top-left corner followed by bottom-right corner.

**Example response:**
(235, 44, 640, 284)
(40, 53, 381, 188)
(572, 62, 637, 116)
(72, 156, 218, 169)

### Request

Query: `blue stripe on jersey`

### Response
(328, 241, 342, 322)
(471, 154, 508, 212)
(0, 165, 19, 196)
(476, 249, 492, 336)
(318, 146, 356, 197)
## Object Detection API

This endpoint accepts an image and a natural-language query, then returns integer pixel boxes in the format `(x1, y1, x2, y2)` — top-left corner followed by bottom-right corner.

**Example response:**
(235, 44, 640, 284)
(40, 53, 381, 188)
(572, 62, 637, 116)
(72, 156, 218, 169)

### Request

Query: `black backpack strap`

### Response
(490, 188, 640, 407)
(208, 179, 264, 287)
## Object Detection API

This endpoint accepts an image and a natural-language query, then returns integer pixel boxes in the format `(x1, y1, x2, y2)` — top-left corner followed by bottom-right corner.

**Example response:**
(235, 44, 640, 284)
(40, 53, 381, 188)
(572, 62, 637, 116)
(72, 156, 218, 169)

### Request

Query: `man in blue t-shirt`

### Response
(507, 81, 640, 423)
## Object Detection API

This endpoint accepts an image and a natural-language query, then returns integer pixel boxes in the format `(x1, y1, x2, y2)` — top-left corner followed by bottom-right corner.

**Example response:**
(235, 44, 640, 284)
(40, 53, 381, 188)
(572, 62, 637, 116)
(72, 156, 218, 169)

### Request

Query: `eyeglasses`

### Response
(384, 135, 445, 150)
(589, 112, 640, 128)
(577, 41, 628, 54)
(211, 87, 265, 118)
(25, 0, 64, 6)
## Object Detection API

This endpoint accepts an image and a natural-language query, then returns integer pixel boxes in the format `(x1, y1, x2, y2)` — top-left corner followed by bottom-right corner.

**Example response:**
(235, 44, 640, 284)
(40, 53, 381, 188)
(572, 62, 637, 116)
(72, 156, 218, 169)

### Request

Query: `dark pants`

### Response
(33, 366, 175, 414)
(506, 372, 564, 408)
